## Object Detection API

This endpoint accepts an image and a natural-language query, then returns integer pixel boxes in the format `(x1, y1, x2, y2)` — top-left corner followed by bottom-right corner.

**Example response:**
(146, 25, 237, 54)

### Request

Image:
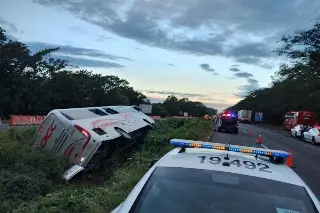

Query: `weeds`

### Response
(0, 119, 212, 213)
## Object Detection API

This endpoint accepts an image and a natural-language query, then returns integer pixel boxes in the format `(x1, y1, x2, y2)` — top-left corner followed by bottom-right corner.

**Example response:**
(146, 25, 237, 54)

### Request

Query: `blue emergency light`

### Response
(170, 139, 289, 158)
(221, 111, 237, 118)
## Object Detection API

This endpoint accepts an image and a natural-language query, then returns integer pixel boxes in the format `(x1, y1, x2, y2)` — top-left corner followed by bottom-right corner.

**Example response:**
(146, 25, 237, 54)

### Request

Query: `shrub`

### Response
(0, 127, 69, 212)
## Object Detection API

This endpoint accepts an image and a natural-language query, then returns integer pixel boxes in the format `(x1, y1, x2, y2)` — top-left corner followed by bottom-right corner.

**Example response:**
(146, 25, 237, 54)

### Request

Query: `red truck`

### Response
(283, 111, 316, 130)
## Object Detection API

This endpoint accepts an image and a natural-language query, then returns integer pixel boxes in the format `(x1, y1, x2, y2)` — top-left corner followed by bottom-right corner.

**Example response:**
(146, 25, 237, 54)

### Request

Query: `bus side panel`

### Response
(34, 113, 64, 152)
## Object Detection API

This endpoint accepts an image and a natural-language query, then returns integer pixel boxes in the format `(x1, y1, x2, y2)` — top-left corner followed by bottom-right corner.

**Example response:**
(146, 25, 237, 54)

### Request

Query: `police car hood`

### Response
(158, 148, 304, 186)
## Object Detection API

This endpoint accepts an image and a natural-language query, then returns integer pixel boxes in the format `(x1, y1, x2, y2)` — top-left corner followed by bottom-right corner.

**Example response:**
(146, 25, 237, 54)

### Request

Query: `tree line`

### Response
(0, 27, 217, 118)
(232, 18, 320, 125)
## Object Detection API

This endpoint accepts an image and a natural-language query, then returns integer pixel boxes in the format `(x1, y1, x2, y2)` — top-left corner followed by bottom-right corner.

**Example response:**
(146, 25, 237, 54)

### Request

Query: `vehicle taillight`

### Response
(73, 124, 91, 164)
(74, 125, 90, 138)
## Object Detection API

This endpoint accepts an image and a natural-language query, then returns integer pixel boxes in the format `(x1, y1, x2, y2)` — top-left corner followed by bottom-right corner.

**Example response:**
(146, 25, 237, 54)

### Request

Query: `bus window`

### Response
(59, 109, 101, 120)
(104, 108, 119, 114)
(88, 108, 108, 116)
(133, 106, 142, 112)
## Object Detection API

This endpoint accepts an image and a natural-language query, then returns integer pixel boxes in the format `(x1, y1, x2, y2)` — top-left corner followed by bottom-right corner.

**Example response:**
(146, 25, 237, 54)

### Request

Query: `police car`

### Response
(111, 139, 320, 213)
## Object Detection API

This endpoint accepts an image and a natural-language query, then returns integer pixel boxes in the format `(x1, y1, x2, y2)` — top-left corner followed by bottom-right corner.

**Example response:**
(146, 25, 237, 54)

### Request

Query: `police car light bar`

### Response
(170, 139, 289, 158)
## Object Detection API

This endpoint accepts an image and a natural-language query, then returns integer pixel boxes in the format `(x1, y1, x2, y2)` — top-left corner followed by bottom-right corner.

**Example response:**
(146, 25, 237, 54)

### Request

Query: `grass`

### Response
(0, 118, 212, 213)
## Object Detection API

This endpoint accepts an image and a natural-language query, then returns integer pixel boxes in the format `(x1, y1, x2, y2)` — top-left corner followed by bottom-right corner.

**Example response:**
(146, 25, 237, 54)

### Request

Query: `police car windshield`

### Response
(129, 167, 318, 213)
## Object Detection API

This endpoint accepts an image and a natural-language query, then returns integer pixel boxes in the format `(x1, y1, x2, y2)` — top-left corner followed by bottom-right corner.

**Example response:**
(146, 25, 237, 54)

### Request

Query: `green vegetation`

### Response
(232, 18, 320, 125)
(0, 118, 212, 213)
(0, 27, 216, 118)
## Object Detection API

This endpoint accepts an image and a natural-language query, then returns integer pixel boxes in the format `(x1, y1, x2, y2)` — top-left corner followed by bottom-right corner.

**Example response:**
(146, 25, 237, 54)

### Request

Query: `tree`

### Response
(233, 18, 320, 124)
(0, 27, 218, 118)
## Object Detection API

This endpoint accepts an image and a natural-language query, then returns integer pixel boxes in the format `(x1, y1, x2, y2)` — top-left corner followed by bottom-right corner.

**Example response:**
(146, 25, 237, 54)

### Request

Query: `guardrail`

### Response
(9, 115, 45, 126)
(7, 114, 199, 126)
(149, 116, 198, 120)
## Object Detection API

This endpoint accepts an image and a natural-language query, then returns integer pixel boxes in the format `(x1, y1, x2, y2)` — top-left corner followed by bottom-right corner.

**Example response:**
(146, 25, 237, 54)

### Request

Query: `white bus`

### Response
(33, 106, 154, 180)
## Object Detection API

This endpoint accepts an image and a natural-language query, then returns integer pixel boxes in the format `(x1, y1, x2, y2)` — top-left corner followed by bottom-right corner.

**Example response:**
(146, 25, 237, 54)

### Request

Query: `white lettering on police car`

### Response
(198, 156, 272, 173)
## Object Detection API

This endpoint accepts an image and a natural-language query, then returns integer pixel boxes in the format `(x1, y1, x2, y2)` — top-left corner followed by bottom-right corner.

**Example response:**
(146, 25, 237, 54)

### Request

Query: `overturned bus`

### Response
(33, 106, 154, 180)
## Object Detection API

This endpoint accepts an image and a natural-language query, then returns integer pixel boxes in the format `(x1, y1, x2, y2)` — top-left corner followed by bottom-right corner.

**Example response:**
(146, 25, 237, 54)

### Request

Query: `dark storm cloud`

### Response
(27, 42, 132, 61)
(200, 64, 215, 72)
(33, 0, 320, 68)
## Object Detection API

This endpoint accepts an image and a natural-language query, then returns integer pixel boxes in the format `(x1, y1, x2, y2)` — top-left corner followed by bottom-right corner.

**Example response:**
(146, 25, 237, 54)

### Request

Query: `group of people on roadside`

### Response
(299, 124, 312, 139)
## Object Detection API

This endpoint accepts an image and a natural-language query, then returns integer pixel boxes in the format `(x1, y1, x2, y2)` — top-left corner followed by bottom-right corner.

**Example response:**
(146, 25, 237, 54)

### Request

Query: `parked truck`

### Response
(238, 110, 263, 124)
(238, 110, 252, 123)
(283, 111, 315, 130)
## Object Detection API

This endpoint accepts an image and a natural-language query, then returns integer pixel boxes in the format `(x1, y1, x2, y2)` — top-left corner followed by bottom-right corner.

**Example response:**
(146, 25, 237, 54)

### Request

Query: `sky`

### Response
(1, 0, 320, 112)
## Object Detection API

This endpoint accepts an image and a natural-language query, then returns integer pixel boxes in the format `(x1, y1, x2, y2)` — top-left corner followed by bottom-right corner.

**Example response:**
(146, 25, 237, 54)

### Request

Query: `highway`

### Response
(209, 123, 320, 197)
(0, 124, 9, 131)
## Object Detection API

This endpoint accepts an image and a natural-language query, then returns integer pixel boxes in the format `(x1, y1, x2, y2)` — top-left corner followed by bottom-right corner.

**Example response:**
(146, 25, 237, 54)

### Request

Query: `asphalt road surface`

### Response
(0, 124, 9, 131)
(209, 123, 320, 197)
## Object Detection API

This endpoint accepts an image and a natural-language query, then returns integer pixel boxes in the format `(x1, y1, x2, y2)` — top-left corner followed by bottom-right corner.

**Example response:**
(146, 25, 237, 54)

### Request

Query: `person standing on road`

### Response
(301, 124, 308, 140)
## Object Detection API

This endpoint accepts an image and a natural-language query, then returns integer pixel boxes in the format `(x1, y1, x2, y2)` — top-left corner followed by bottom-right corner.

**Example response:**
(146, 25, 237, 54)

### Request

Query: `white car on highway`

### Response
(303, 127, 320, 145)
(111, 139, 320, 213)
(291, 124, 304, 138)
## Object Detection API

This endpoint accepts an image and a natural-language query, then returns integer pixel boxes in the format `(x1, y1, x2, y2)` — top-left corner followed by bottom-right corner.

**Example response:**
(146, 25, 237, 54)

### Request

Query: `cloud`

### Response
(26, 42, 126, 68)
(167, 63, 175, 67)
(234, 75, 260, 98)
(229, 67, 240, 72)
(144, 90, 229, 104)
(148, 96, 231, 111)
(57, 55, 124, 68)
(234, 84, 260, 98)
(234, 72, 253, 78)
(0, 17, 22, 34)
(33, 0, 320, 68)
(200, 63, 215, 72)
(247, 78, 259, 85)
(145, 90, 207, 98)
(134, 47, 144, 51)
(27, 42, 132, 61)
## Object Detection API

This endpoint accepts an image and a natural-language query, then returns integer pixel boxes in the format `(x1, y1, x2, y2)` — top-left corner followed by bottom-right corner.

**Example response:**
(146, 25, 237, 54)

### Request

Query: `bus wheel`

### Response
(115, 128, 132, 140)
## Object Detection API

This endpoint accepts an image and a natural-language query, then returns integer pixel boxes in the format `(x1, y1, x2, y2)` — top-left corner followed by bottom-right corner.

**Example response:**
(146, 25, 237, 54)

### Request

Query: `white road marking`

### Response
(243, 130, 247, 134)
(261, 144, 268, 149)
